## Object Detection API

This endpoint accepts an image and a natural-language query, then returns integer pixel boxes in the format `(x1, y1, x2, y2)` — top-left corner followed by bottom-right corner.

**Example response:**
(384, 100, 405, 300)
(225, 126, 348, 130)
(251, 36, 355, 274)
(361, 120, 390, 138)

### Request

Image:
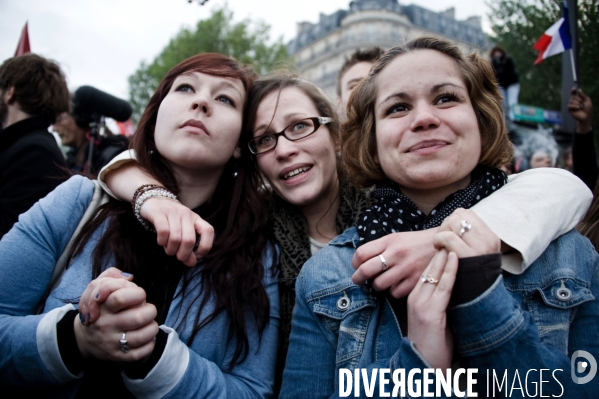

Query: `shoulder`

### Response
(1, 131, 66, 169)
(507, 230, 598, 286)
(296, 227, 358, 298)
(26, 176, 98, 227)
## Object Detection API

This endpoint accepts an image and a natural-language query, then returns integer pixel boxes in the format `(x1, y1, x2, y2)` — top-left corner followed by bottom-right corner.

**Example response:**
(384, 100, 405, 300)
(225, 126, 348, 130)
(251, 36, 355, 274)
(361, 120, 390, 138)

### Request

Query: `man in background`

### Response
(0, 54, 69, 238)
(336, 47, 384, 121)
(52, 95, 129, 175)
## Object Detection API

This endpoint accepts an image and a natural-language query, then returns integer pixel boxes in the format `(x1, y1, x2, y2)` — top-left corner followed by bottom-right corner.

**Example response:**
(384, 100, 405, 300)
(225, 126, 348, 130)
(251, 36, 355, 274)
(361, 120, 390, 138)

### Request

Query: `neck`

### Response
(299, 178, 341, 244)
(171, 164, 224, 209)
(3, 106, 32, 129)
(400, 174, 471, 215)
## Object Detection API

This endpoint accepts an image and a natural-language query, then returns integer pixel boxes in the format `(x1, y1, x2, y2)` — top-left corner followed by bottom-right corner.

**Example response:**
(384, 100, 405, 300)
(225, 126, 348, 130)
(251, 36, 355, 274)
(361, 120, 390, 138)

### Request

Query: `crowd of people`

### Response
(0, 34, 597, 398)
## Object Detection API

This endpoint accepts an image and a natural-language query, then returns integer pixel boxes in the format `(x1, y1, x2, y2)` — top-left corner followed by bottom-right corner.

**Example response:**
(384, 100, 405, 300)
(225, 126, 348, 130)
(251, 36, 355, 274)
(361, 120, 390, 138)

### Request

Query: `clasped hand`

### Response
(74, 268, 159, 363)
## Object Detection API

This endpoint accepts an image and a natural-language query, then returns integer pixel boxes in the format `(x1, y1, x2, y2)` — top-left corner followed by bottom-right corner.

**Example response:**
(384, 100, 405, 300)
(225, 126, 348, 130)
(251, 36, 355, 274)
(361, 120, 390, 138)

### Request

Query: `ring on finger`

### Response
(459, 220, 472, 237)
(120, 332, 130, 353)
(379, 254, 388, 272)
(421, 274, 439, 285)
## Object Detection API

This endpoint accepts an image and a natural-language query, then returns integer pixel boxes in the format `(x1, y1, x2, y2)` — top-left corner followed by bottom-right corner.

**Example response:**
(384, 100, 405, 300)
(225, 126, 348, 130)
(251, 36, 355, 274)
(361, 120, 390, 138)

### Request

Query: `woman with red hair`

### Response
(0, 53, 278, 398)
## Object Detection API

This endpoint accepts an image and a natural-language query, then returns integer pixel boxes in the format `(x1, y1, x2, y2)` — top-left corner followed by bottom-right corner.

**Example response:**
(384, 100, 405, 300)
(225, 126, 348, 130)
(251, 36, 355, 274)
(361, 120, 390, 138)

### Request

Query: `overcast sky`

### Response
(1, 0, 492, 101)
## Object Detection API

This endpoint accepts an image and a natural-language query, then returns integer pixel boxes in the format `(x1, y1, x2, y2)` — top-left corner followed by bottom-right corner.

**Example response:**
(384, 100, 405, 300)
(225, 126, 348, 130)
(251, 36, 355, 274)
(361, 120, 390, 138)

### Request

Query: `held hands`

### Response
(351, 229, 438, 298)
(74, 268, 158, 362)
(140, 196, 214, 266)
(406, 208, 500, 367)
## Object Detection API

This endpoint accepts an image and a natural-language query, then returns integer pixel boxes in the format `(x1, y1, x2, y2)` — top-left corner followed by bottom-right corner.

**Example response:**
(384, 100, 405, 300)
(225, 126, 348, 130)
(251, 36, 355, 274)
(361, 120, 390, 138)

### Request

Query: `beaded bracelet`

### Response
(131, 184, 162, 213)
(134, 188, 179, 231)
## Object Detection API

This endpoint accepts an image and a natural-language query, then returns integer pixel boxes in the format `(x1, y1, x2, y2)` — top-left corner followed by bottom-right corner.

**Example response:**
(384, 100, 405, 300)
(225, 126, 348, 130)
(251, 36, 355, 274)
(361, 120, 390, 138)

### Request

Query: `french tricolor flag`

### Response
(533, 2, 572, 65)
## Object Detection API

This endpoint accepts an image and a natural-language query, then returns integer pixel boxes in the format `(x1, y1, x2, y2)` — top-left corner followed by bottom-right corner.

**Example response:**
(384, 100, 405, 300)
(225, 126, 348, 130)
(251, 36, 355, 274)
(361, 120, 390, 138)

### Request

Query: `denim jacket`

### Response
(280, 227, 599, 398)
(0, 176, 279, 398)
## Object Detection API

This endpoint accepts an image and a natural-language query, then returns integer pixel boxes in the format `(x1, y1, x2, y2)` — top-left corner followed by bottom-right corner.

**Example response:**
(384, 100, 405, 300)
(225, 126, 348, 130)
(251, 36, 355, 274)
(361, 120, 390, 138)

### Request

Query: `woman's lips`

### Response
(408, 140, 448, 154)
(180, 119, 209, 136)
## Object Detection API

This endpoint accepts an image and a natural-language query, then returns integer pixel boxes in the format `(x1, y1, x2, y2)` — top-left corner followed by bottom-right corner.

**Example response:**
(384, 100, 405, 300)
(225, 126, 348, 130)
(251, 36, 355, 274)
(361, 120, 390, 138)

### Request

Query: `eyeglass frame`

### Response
(247, 116, 333, 155)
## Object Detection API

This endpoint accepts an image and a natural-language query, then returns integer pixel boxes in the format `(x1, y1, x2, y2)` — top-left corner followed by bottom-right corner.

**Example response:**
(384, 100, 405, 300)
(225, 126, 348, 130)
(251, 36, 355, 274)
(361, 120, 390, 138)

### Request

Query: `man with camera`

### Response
(52, 86, 130, 175)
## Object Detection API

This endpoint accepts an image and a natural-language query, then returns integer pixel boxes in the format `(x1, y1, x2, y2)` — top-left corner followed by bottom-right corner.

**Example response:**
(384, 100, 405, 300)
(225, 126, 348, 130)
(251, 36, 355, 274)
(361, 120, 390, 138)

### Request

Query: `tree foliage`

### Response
(489, 0, 599, 131)
(128, 6, 289, 122)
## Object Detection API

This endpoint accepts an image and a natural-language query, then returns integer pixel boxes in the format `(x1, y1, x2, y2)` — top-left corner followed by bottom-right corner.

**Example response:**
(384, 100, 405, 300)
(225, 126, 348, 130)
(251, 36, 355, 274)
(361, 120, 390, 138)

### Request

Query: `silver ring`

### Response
(379, 254, 388, 272)
(421, 274, 439, 285)
(120, 332, 130, 353)
(459, 220, 472, 237)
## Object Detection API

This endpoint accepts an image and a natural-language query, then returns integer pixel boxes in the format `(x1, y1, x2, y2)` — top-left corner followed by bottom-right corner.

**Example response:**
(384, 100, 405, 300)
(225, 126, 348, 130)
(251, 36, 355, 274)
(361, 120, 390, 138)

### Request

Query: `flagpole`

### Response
(569, 48, 578, 87)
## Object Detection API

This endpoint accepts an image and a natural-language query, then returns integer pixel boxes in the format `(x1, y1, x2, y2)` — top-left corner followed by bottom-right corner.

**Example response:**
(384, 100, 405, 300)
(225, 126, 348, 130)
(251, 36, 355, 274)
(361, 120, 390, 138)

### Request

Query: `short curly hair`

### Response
(342, 35, 513, 188)
(0, 54, 70, 123)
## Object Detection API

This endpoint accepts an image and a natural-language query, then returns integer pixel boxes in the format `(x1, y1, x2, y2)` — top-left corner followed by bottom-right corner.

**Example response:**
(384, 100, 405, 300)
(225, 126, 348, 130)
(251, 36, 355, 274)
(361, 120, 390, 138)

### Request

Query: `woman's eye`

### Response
(258, 135, 273, 145)
(436, 93, 458, 105)
(386, 103, 408, 115)
(175, 83, 194, 93)
(217, 95, 234, 106)
(293, 122, 308, 131)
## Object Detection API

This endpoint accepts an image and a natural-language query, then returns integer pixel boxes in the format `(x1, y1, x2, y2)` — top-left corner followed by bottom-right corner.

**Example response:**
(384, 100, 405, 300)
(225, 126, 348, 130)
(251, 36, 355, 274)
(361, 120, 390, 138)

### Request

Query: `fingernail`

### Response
(121, 272, 132, 277)
(95, 293, 99, 299)
(79, 313, 85, 323)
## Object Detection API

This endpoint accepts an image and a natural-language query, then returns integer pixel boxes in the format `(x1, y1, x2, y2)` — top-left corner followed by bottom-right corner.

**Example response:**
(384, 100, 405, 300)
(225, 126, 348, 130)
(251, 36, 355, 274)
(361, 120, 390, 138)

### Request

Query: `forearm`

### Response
(471, 168, 592, 273)
(97, 149, 160, 201)
(0, 306, 80, 388)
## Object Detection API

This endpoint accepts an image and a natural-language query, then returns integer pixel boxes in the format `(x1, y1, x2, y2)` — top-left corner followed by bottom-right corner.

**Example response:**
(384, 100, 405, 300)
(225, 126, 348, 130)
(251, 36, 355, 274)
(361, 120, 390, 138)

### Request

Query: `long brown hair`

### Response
(71, 53, 272, 368)
(343, 35, 514, 188)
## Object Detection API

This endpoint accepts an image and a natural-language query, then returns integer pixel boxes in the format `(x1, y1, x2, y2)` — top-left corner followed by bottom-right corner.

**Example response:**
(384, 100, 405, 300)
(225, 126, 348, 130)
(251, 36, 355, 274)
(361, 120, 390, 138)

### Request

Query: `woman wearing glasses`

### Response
(93, 71, 590, 389)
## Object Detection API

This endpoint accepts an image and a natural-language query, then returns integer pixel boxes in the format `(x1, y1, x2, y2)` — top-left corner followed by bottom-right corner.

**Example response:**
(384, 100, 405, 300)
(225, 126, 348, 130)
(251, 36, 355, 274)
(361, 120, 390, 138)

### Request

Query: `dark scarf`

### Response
(269, 178, 371, 385)
(357, 167, 508, 245)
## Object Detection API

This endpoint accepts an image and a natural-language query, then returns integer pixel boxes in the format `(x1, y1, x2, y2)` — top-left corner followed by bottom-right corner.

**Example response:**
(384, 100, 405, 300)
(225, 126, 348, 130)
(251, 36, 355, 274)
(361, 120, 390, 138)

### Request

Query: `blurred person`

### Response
(568, 87, 597, 189)
(490, 46, 519, 120)
(0, 54, 69, 239)
(336, 47, 384, 121)
(52, 92, 129, 175)
(530, 149, 553, 168)
(0, 53, 278, 397)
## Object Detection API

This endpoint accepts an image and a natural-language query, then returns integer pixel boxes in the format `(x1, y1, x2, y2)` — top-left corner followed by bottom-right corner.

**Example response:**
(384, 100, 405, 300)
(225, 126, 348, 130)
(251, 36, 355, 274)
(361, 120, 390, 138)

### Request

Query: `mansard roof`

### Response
(287, 0, 488, 54)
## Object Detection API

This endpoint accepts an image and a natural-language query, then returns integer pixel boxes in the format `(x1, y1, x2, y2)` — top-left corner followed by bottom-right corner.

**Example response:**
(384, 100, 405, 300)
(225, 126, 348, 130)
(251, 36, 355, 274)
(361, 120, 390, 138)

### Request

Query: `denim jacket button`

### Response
(337, 297, 350, 311)
(556, 287, 572, 301)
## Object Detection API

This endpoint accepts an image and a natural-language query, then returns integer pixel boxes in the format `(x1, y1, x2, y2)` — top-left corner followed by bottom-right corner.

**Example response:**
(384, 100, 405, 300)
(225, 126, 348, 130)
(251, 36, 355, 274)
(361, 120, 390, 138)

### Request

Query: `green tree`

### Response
(489, 0, 599, 131)
(128, 5, 289, 122)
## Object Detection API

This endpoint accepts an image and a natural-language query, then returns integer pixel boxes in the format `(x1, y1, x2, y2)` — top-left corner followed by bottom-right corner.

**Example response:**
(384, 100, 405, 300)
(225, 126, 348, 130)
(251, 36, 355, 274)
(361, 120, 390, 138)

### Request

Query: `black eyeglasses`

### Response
(248, 116, 333, 155)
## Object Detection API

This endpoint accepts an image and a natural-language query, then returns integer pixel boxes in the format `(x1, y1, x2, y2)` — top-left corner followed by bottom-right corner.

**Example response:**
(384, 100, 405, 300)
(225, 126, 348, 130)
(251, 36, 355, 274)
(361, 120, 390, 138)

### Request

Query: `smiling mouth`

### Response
(408, 140, 448, 152)
(283, 166, 312, 180)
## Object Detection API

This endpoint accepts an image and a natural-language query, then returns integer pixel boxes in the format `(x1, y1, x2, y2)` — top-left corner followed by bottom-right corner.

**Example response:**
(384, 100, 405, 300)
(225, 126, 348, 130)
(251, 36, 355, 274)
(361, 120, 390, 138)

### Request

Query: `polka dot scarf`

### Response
(356, 167, 508, 246)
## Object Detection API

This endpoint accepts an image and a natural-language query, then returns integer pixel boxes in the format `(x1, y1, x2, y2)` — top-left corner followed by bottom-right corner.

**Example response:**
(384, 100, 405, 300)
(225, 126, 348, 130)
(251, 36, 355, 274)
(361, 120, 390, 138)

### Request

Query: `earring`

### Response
(232, 161, 239, 178)
(149, 149, 155, 156)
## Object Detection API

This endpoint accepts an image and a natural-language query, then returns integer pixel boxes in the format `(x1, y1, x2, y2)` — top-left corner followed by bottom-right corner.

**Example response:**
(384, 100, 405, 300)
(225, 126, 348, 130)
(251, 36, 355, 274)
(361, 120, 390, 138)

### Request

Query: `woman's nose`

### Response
(191, 92, 211, 116)
(275, 135, 299, 159)
(409, 102, 440, 132)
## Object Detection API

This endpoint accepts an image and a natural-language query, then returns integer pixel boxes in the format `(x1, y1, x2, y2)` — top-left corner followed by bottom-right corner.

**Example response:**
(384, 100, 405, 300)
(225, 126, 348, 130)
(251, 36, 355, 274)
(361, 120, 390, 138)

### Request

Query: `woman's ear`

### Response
(233, 147, 241, 159)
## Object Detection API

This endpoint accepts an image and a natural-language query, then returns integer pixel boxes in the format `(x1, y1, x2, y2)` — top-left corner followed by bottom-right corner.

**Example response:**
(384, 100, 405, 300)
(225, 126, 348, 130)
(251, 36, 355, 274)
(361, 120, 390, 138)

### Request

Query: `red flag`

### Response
(14, 22, 31, 57)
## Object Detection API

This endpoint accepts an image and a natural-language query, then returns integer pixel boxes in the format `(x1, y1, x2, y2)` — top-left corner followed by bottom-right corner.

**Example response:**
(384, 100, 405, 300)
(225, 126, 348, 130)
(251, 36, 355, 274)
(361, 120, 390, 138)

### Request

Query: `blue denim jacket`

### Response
(0, 176, 279, 398)
(280, 227, 599, 398)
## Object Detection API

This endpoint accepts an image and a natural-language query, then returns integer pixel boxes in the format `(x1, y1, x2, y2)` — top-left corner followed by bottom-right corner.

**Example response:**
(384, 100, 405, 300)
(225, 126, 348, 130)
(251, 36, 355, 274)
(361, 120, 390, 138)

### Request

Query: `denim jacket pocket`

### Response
(311, 284, 377, 368)
(527, 278, 594, 352)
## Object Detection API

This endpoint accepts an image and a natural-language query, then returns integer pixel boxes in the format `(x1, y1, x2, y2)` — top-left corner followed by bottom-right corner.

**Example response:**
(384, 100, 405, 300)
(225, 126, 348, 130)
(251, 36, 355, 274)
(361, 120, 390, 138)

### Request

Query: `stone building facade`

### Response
(287, 0, 488, 100)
